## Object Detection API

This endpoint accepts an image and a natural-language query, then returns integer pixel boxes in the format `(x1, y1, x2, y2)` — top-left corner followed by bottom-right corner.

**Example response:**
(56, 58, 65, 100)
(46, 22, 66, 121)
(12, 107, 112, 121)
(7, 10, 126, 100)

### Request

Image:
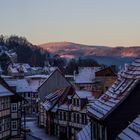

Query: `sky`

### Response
(0, 0, 140, 47)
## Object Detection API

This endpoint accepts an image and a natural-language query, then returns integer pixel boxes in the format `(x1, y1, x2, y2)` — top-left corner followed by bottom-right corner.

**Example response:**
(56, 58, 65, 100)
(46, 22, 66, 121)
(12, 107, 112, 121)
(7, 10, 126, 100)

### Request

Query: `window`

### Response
(101, 125, 106, 140)
(28, 93, 30, 97)
(77, 99, 80, 106)
(69, 113, 71, 121)
(11, 103, 17, 112)
(5, 97, 10, 108)
(82, 114, 85, 124)
(33, 108, 35, 113)
(3, 98, 6, 109)
(60, 112, 62, 120)
(73, 99, 76, 106)
(63, 112, 66, 121)
(93, 122, 97, 139)
(0, 120, 2, 132)
(33, 93, 36, 98)
(68, 99, 72, 104)
(77, 114, 79, 123)
(73, 113, 76, 123)
(11, 120, 17, 130)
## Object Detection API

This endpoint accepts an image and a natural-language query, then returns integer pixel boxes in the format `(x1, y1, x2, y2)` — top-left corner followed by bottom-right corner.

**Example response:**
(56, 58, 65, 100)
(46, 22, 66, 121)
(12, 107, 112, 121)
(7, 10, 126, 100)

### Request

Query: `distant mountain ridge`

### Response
(40, 42, 140, 58)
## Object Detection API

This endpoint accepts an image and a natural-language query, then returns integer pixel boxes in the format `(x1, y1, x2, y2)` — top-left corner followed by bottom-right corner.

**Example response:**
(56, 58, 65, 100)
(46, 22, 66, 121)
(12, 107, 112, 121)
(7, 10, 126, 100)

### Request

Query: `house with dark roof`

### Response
(38, 69, 72, 101)
(38, 69, 72, 128)
(87, 56, 140, 140)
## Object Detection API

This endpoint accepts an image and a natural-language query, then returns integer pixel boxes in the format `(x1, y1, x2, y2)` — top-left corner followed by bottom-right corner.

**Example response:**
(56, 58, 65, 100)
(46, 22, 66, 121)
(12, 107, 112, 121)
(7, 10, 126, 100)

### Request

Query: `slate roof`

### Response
(88, 56, 140, 120)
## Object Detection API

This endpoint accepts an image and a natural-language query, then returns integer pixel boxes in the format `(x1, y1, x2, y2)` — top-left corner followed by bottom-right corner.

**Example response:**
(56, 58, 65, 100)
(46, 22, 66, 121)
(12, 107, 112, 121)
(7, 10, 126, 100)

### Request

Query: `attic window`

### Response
(77, 99, 80, 106)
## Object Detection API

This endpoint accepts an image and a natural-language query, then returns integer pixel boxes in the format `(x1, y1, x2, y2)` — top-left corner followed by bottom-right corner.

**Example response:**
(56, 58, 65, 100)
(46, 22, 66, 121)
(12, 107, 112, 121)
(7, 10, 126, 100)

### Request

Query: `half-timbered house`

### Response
(0, 77, 23, 139)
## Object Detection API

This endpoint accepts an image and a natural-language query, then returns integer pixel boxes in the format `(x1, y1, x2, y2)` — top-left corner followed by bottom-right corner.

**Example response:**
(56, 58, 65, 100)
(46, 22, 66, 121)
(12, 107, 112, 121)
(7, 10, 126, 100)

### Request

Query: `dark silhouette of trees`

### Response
(65, 58, 99, 74)
(0, 35, 50, 67)
(77, 57, 99, 67)
(65, 59, 79, 74)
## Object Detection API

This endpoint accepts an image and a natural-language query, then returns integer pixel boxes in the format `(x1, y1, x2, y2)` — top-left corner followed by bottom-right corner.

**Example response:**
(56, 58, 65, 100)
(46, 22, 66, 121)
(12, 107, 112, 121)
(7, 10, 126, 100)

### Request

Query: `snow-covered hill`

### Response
(40, 42, 140, 58)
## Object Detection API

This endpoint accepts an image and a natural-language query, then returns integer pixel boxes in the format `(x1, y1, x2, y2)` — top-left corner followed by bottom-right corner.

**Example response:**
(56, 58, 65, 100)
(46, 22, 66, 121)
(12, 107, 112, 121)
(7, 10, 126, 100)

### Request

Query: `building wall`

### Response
(96, 76, 117, 92)
(0, 96, 11, 139)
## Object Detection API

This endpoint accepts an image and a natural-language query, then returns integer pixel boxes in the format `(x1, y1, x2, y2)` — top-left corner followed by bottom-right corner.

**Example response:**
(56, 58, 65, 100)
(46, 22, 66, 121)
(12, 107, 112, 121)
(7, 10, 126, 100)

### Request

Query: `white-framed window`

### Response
(11, 120, 17, 130)
(11, 103, 17, 112)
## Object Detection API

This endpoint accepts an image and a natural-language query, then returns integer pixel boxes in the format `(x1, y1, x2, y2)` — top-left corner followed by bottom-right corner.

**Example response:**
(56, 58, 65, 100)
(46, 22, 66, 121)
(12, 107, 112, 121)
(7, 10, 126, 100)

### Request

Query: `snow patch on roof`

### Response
(6, 79, 32, 93)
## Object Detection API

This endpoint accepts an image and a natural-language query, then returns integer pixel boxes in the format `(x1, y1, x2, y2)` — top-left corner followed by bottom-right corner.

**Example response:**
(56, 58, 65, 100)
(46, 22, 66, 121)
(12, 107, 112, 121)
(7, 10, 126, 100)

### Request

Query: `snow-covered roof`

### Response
(42, 89, 64, 111)
(76, 123, 91, 140)
(117, 115, 140, 140)
(16, 79, 32, 92)
(74, 67, 100, 84)
(6, 79, 32, 93)
(25, 74, 49, 92)
(88, 56, 140, 120)
(0, 84, 14, 97)
(75, 90, 94, 99)
(26, 74, 50, 79)
(27, 79, 46, 92)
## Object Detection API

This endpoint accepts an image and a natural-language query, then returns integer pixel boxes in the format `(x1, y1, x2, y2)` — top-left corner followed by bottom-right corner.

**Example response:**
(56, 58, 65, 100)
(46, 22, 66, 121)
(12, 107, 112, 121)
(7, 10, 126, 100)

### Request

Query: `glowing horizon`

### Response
(1, 0, 140, 47)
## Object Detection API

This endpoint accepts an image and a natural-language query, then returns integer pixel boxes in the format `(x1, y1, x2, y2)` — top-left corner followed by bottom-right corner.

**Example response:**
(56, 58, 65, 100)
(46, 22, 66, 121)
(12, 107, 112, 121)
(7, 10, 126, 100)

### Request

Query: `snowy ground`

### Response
(26, 119, 58, 140)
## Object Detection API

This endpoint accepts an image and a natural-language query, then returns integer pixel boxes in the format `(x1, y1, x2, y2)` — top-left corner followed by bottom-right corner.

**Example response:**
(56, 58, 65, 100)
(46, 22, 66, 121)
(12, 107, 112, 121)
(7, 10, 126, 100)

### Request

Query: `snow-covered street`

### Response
(26, 119, 58, 140)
